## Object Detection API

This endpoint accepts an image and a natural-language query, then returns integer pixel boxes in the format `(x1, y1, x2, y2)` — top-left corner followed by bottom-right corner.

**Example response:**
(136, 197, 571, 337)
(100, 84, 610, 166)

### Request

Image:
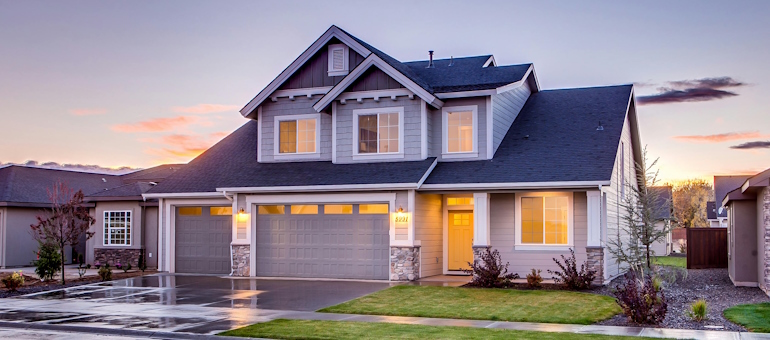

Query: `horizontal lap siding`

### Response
(260, 97, 333, 162)
(415, 193, 443, 277)
(491, 82, 531, 155)
(604, 115, 636, 280)
(489, 192, 588, 278)
(428, 97, 488, 161)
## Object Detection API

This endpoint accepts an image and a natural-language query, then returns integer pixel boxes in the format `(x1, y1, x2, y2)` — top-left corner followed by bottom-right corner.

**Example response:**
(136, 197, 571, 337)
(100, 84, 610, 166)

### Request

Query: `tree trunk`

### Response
(60, 244, 66, 284)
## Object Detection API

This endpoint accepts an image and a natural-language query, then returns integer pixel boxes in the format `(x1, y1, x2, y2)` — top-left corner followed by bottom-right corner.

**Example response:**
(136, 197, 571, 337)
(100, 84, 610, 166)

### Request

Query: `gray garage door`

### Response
(256, 204, 390, 280)
(175, 206, 232, 274)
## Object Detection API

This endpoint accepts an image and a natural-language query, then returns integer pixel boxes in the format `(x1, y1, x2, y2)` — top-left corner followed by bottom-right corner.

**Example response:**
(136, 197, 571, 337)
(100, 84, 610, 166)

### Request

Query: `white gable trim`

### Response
(240, 26, 371, 118)
(313, 54, 443, 112)
(483, 56, 497, 67)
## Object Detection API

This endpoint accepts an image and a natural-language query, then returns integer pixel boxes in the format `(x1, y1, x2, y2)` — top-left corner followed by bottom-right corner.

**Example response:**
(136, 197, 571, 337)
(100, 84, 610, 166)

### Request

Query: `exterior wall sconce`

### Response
(237, 208, 248, 222)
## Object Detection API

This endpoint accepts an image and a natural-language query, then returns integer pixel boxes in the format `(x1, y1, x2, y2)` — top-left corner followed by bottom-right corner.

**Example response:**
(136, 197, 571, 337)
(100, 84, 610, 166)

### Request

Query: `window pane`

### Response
(378, 113, 399, 153)
(297, 118, 316, 153)
(358, 115, 378, 153)
(447, 197, 473, 205)
(447, 111, 473, 153)
(544, 196, 569, 245)
(279, 120, 297, 154)
(521, 197, 543, 244)
(178, 207, 202, 216)
(324, 204, 353, 214)
(291, 205, 318, 214)
(210, 207, 232, 216)
(257, 205, 285, 215)
(359, 204, 388, 214)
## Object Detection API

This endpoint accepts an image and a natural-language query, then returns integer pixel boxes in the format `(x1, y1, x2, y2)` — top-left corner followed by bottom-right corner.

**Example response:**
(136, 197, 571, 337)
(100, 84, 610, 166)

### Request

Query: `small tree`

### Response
(30, 181, 95, 284)
(608, 148, 671, 269)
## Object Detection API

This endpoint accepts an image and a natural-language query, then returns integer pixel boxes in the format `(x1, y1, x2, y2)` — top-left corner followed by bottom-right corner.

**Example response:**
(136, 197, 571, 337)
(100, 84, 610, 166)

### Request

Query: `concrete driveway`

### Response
(0, 274, 393, 336)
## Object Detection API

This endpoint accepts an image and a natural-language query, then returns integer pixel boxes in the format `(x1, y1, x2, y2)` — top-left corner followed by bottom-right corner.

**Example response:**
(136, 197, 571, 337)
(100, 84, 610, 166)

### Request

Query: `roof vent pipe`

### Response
(596, 121, 604, 131)
(427, 50, 434, 68)
(448, 56, 454, 67)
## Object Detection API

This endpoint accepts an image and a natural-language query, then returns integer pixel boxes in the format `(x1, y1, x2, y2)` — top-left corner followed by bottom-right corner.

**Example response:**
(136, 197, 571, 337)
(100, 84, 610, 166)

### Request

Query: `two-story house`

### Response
(144, 25, 643, 284)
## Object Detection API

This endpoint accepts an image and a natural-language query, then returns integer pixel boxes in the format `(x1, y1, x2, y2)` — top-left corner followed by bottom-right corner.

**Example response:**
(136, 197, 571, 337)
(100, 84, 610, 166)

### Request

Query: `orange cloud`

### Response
(673, 131, 768, 143)
(171, 104, 240, 114)
(144, 132, 228, 161)
(69, 108, 107, 116)
(111, 116, 209, 133)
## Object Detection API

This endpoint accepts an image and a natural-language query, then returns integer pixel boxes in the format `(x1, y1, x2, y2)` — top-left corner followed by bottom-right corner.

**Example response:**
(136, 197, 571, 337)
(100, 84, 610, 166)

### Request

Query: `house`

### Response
(144, 25, 643, 283)
(649, 186, 673, 256)
(707, 201, 728, 228)
(721, 168, 770, 294)
(0, 164, 180, 269)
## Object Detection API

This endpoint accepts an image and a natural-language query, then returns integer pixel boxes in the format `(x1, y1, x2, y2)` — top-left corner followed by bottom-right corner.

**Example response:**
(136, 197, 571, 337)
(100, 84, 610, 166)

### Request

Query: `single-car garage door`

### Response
(175, 206, 232, 274)
(256, 203, 390, 280)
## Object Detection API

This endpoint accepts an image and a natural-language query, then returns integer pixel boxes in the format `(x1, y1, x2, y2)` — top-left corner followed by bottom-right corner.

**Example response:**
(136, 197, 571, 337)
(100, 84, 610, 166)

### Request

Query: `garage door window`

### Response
(104, 211, 131, 246)
(359, 204, 389, 214)
(178, 207, 202, 216)
(324, 204, 353, 214)
(291, 205, 318, 214)
(210, 207, 232, 215)
(258, 205, 285, 215)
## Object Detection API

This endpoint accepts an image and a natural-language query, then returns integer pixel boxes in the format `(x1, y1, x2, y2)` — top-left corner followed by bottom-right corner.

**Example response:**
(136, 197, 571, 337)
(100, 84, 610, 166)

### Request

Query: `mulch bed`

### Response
(594, 267, 770, 331)
(0, 270, 156, 298)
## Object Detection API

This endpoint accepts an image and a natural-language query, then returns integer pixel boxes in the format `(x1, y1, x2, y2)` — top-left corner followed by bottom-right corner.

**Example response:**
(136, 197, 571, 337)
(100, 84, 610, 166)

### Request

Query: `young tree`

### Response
(672, 179, 713, 228)
(30, 181, 95, 284)
(608, 149, 672, 269)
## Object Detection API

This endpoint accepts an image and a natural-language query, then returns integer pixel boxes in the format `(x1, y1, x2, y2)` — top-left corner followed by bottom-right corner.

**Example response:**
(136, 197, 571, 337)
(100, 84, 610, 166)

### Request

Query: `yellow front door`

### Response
(448, 211, 474, 271)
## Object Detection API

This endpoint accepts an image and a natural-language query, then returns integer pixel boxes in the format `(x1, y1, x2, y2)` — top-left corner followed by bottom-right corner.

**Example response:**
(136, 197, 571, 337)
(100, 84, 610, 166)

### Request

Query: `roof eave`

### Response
(217, 183, 420, 194)
(418, 180, 611, 191)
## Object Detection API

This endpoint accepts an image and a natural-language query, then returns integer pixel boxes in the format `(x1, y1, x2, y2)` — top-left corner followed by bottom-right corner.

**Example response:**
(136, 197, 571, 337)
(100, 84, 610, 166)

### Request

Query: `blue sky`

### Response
(1, 0, 768, 182)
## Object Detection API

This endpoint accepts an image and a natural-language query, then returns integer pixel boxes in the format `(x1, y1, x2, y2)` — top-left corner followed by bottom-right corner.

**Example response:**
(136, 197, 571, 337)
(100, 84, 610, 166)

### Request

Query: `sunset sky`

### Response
(1, 1, 768, 183)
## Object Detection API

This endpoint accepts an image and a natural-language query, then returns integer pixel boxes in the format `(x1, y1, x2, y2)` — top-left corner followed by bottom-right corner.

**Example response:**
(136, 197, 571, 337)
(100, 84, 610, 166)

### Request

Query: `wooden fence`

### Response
(686, 228, 728, 269)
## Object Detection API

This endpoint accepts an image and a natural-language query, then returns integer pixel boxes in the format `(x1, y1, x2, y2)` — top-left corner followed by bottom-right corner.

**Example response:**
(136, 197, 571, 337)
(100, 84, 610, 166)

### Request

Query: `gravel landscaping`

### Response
(0, 270, 155, 298)
(595, 267, 770, 331)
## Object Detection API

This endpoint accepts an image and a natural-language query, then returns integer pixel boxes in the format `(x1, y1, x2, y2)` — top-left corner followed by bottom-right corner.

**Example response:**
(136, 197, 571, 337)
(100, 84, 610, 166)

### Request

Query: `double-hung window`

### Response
(104, 211, 131, 246)
(353, 107, 404, 158)
(516, 193, 572, 249)
(442, 105, 477, 157)
(274, 114, 320, 158)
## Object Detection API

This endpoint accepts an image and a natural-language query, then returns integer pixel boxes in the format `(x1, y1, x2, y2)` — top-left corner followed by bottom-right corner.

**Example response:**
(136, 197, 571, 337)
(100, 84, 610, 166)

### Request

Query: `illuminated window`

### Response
(447, 197, 474, 206)
(210, 207, 232, 216)
(291, 205, 318, 214)
(103, 211, 131, 246)
(354, 108, 403, 156)
(359, 204, 389, 214)
(324, 205, 353, 214)
(178, 207, 202, 216)
(520, 196, 569, 245)
(257, 205, 285, 215)
(278, 118, 316, 154)
(447, 111, 473, 152)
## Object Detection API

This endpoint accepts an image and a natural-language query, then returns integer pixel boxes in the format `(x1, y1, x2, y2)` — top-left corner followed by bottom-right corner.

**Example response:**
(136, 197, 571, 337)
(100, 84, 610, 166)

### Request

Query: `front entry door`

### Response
(448, 211, 474, 271)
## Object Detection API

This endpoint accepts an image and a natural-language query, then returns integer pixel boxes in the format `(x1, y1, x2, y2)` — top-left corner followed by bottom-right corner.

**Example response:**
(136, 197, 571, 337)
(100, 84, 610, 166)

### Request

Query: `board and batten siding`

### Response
(428, 97, 489, 161)
(346, 68, 405, 92)
(278, 40, 365, 90)
(258, 97, 333, 162)
(491, 82, 531, 156)
(603, 114, 638, 280)
(489, 192, 588, 278)
(414, 193, 443, 277)
(334, 96, 423, 163)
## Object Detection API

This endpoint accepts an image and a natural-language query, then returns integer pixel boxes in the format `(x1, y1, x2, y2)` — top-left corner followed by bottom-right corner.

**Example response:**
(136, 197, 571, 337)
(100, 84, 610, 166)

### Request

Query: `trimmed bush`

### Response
(526, 269, 543, 288)
(613, 269, 667, 324)
(548, 248, 596, 290)
(464, 248, 519, 288)
(33, 242, 62, 281)
(98, 264, 112, 282)
(688, 299, 707, 322)
(2, 271, 25, 291)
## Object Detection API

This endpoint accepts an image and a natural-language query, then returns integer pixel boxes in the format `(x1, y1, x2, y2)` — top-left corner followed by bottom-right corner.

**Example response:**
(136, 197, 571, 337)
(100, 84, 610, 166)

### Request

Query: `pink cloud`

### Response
(69, 108, 107, 116)
(111, 116, 210, 133)
(144, 132, 228, 160)
(171, 104, 240, 114)
(673, 131, 768, 143)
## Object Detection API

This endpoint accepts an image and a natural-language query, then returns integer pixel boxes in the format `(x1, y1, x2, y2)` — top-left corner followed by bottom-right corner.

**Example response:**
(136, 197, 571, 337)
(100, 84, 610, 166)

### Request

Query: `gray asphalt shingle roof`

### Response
(714, 175, 750, 206)
(147, 121, 437, 194)
(88, 182, 156, 198)
(650, 186, 672, 220)
(0, 166, 123, 205)
(424, 85, 633, 185)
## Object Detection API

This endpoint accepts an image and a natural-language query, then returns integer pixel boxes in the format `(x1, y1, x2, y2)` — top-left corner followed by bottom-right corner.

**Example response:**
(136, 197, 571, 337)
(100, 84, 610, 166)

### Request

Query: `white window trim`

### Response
(103, 210, 132, 247)
(273, 113, 321, 160)
(442, 105, 478, 159)
(514, 192, 573, 251)
(352, 107, 405, 161)
(327, 44, 349, 77)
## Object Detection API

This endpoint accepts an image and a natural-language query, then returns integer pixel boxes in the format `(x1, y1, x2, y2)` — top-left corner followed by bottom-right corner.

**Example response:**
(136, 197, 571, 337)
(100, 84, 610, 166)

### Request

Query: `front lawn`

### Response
(653, 256, 686, 268)
(318, 285, 620, 325)
(724, 303, 770, 332)
(220, 319, 656, 340)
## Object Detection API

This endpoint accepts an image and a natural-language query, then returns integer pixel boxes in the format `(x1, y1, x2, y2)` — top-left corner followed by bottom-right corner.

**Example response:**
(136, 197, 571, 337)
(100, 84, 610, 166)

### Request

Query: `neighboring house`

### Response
(707, 201, 728, 228)
(649, 186, 673, 256)
(0, 164, 181, 269)
(721, 168, 770, 295)
(144, 25, 643, 284)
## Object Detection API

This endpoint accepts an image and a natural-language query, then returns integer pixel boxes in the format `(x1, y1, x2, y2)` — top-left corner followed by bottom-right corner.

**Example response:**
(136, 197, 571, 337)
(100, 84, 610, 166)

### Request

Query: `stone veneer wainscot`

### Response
(94, 248, 141, 268)
(231, 245, 250, 277)
(390, 246, 420, 281)
(585, 246, 604, 286)
(762, 187, 770, 294)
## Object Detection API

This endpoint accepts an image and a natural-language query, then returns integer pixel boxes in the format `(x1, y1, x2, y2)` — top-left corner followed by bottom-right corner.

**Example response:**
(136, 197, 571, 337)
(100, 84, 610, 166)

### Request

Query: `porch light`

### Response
(397, 206, 404, 214)
(237, 208, 248, 222)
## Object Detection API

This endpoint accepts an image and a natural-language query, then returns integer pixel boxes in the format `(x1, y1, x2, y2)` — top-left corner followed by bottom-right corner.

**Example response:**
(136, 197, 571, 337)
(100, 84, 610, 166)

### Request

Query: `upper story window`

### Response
(353, 107, 404, 159)
(515, 192, 573, 249)
(442, 105, 478, 158)
(328, 44, 349, 76)
(104, 211, 131, 246)
(274, 114, 320, 158)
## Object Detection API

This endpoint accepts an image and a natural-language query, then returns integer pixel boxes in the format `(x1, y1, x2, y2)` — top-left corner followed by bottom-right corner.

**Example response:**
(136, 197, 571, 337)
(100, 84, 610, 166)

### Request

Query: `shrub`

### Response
(678, 240, 687, 254)
(33, 242, 62, 281)
(1, 271, 25, 291)
(688, 299, 707, 322)
(526, 269, 543, 288)
(123, 263, 131, 273)
(548, 248, 596, 290)
(138, 250, 147, 272)
(613, 269, 667, 324)
(98, 264, 112, 282)
(463, 248, 519, 288)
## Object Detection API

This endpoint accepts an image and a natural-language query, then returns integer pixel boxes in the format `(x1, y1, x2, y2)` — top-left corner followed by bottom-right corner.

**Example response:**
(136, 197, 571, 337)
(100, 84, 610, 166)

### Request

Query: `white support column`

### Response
(408, 189, 416, 245)
(587, 190, 602, 247)
(157, 199, 164, 272)
(473, 193, 491, 247)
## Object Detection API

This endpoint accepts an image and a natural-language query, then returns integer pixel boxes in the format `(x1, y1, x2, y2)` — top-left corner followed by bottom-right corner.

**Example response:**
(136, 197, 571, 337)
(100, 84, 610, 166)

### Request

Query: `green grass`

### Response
(318, 285, 620, 325)
(724, 303, 770, 333)
(219, 319, 658, 340)
(653, 256, 686, 268)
